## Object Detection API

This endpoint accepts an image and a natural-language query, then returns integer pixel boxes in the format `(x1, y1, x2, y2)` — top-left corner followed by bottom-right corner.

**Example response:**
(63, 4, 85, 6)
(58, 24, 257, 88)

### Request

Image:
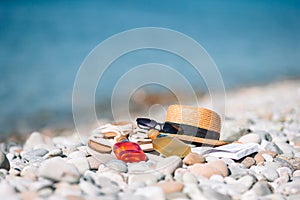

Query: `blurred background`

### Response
(0, 0, 300, 137)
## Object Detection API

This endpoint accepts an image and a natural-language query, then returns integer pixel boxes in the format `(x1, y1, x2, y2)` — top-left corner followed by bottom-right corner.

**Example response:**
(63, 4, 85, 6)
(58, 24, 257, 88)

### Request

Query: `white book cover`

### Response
(199, 143, 259, 160)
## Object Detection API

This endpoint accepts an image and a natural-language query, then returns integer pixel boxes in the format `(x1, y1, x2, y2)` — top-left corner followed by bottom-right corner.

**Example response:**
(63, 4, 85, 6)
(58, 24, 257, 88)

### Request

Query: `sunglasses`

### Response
(136, 118, 181, 134)
(136, 118, 220, 140)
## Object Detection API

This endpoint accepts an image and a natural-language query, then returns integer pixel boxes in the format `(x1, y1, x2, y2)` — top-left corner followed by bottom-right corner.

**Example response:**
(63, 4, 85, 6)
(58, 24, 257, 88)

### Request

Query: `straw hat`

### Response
(165, 105, 227, 146)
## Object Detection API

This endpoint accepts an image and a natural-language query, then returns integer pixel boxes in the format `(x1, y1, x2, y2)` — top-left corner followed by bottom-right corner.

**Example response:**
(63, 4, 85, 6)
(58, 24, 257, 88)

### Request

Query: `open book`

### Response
(198, 143, 259, 160)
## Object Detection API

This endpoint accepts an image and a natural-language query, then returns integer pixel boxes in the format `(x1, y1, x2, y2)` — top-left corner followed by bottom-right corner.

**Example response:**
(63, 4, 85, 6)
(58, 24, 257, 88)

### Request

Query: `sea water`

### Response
(0, 0, 300, 134)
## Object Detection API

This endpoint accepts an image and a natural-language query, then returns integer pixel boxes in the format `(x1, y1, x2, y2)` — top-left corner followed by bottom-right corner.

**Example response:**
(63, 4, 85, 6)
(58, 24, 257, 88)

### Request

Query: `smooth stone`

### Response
(275, 142, 296, 157)
(238, 133, 261, 144)
(277, 167, 292, 180)
(182, 172, 198, 184)
(224, 176, 237, 184)
(39, 157, 80, 183)
(287, 194, 300, 200)
(221, 158, 235, 165)
(210, 174, 224, 182)
(68, 151, 86, 159)
(106, 159, 128, 173)
(19, 191, 39, 200)
(8, 176, 33, 193)
(86, 148, 115, 164)
(232, 175, 257, 193)
(262, 168, 279, 182)
(54, 182, 82, 197)
(253, 131, 272, 142)
(87, 156, 101, 170)
(241, 190, 258, 200)
(274, 158, 294, 172)
(135, 186, 165, 200)
(23, 132, 45, 151)
(166, 192, 189, 200)
(183, 152, 205, 166)
(205, 156, 219, 162)
(79, 180, 101, 196)
(228, 164, 248, 179)
(293, 170, 300, 177)
(154, 181, 184, 194)
(22, 148, 49, 157)
(38, 187, 53, 197)
(241, 157, 256, 168)
(128, 173, 158, 185)
(288, 157, 300, 170)
(67, 157, 90, 174)
(265, 142, 283, 154)
(202, 186, 231, 200)
(174, 168, 188, 182)
(260, 194, 286, 200)
(96, 171, 125, 189)
(262, 154, 274, 162)
(20, 165, 38, 180)
(156, 156, 182, 175)
(43, 148, 63, 159)
(207, 160, 228, 177)
(293, 136, 300, 146)
(183, 183, 206, 199)
(0, 169, 8, 178)
(277, 181, 300, 195)
(29, 179, 53, 191)
(251, 181, 272, 196)
(254, 151, 277, 164)
(127, 161, 153, 174)
(0, 151, 10, 170)
(188, 160, 228, 179)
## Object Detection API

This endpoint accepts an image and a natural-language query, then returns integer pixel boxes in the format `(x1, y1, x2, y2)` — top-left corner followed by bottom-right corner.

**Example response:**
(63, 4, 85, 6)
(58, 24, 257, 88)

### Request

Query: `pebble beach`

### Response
(1, 79, 300, 200)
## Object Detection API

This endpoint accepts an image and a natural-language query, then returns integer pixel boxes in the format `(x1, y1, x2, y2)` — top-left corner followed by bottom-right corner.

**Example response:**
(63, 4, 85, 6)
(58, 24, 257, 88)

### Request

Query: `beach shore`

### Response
(0, 79, 299, 199)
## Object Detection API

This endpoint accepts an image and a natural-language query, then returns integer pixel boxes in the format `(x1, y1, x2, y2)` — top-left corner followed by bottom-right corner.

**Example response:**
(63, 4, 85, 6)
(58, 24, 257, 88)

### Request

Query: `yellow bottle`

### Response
(147, 129, 191, 158)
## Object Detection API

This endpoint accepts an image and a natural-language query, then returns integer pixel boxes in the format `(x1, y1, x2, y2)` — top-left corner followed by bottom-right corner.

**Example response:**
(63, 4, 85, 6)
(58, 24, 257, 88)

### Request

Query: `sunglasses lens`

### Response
(162, 123, 182, 134)
(136, 118, 157, 129)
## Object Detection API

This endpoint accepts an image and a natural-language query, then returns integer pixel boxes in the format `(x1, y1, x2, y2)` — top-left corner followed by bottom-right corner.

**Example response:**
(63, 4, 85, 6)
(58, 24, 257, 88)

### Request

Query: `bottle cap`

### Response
(147, 129, 160, 140)
(115, 135, 128, 142)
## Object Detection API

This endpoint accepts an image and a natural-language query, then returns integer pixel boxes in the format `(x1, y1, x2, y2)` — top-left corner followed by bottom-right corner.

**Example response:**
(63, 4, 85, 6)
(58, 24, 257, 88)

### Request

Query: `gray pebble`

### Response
(233, 175, 257, 193)
(128, 173, 158, 185)
(23, 132, 45, 151)
(262, 168, 279, 182)
(251, 181, 272, 196)
(68, 150, 86, 159)
(39, 157, 80, 183)
(182, 172, 198, 184)
(262, 154, 274, 162)
(265, 142, 283, 154)
(106, 159, 128, 173)
(205, 156, 219, 162)
(79, 179, 102, 196)
(0, 151, 10, 170)
(228, 164, 248, 179)
(277, 181, 300, 196)
(275, 142, 296, 158)
(287, 194, 300, 200)
(202, 186, 231, 200)
(22, 148, 49, 161)
(156, 156, 182, 175)
(238, 133, 261, 144)
(259, 194, 286, 200)
(253, 131, 272, 142)
(135, 186, 165, 200)
(67, 157, 90, 174)
(274, 158, 295, 172)
(43, 148, 63, 159)
(293, 170, 300, 177)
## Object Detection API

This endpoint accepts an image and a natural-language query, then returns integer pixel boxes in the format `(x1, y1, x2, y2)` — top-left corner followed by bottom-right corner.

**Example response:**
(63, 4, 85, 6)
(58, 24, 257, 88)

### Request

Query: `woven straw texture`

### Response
(165, 105, 221, 133)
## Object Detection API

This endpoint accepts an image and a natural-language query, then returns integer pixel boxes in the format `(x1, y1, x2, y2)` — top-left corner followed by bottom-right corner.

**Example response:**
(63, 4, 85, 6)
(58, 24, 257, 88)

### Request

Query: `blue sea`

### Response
(0, 0, 300, 135)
